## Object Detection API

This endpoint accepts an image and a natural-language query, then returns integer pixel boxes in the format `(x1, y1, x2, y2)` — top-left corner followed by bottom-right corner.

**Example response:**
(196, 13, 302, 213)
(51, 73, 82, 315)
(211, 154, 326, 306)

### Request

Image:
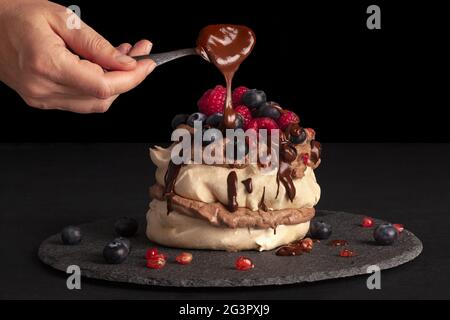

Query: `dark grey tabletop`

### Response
(1, 143, 449, 299)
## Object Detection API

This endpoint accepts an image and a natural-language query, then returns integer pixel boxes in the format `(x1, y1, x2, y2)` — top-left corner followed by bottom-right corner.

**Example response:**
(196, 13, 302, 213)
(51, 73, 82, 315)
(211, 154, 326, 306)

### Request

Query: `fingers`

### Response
(128, 39, 153, 57)
(102, 40, 155, 96)
(51, 18, 136, 71)
(117, 43, 132, 55)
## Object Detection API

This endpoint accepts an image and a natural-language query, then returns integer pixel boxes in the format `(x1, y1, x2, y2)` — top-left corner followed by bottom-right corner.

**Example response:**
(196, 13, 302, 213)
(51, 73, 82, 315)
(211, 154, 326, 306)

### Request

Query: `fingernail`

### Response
(116, 54, 135, 64)
(146, 61, 156, 74)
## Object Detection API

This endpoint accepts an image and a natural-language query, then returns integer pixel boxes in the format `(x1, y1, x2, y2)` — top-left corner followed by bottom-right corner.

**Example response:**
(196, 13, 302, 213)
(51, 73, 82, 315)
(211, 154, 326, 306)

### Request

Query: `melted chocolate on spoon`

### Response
(197, 25, 256, 129)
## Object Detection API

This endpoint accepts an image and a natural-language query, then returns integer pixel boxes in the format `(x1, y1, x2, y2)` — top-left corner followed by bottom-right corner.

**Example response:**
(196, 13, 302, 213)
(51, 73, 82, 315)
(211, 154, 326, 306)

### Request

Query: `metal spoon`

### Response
(133, 48, 199, 66)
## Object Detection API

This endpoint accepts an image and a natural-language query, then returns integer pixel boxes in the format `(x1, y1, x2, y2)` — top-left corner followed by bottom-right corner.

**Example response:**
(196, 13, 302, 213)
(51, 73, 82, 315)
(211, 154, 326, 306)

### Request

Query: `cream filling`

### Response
(150, 146, 321, 211)
(146, 199, 310, 251)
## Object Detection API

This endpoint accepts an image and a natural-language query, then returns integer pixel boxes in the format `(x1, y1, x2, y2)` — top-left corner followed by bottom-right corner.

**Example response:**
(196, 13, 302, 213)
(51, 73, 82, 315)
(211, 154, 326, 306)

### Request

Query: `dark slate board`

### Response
(38, 210, 422, 287)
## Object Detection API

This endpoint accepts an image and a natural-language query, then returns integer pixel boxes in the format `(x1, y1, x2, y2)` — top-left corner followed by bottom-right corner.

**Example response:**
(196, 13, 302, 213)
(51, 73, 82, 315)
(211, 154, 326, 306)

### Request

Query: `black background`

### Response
(0, 0, 446, 142)
(1, 0, 450, 301)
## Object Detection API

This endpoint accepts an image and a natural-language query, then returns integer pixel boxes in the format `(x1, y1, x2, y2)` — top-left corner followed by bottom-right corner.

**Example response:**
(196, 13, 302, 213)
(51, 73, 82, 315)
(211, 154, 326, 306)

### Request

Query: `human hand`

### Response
(0, 0, 155, 113)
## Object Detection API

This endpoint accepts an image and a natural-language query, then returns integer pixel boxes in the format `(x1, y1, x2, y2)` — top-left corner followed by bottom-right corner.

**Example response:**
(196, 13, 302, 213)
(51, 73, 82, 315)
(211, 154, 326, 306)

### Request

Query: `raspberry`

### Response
(235, 256, 254, 271)
(146, 254, 166, 269)
(256, 117, 279, 130)
(145, 248, 158, 259)
(235, 105, 252, 127)
(393, 223, 404, 233)
(232, 86, 249, 106)
(245, 119, 258, 131)
(339, 249, 356, 257)
(277, 111, 300, 131)
(361, 217, 374, 228)
(197, 85, 226, 116)
(175, 252, 193, 265)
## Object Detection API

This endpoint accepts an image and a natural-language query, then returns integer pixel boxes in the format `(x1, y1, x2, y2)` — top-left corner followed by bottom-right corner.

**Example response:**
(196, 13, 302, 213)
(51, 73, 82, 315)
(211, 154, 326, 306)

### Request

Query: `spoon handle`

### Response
(133, 48, 197, 66)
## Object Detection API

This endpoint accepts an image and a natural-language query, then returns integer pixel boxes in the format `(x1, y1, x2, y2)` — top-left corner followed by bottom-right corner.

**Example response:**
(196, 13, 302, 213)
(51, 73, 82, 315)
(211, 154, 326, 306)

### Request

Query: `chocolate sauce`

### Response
(258, 187, 268, 211)
(310, 140, 322, 164)
(277, 161, 296, 201)
(197, 25, 256, 128)
(241, 178, 253, 193)
(276, 135, 297, 201)
(275, 238, 313, 256)
(226, 171, 238, 212)
(276, 245, 303, 256)
(164, 160, 182, 215)
(328, 239, 348, 247)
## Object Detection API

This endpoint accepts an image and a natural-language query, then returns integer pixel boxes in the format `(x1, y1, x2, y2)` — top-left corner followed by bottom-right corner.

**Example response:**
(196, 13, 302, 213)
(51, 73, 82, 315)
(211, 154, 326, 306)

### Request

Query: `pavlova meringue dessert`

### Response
(146, 24, 322, 251)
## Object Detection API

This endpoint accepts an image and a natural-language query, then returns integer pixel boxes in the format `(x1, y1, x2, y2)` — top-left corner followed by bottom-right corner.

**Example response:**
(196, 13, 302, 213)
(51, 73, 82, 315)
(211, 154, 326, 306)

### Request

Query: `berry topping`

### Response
(309, 220, 332, 239)
(255, 117, 279, 130)
(202, 127, 222, 146)
(257, 102, 281, 120)
(278, 111, 300, 131)
(234, 114, 245, 129)
(374, 224, 399, 245)
(114, 217, 138, 237)
(103, 240, 129, 264)
(244, 118, 258, 131)
(361, 217, 374, 228)
(171, 114, 189, 129)
(114, 237, 131, 252)
(302, 153, 310, 165)
(197, 85, 226, 116)
(300, 237, 314, 252)
(289, 127, 307, 144)
(340, 248, 357, 257)
(175, 252, 193, 265)
(61, 226, 82, 245)
(232, 86, 249, 106)
(145, 247, 158, 259)
(234, 105, 252, 127)
(186, 112, 207, 127)
(205, 112, 223, 127)
(393, 223, 404, 233)
(146, 254, 166, 269)
(235, 256, 254, 271)
(242, 89, 267, 109)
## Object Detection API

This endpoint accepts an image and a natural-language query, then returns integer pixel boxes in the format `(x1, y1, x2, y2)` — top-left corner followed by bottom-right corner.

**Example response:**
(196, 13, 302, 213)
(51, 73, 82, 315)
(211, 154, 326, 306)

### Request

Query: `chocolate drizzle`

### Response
(276, 136, 298, 201)
(241, 178, 253, 193)
(196, 25, 256, 129)
(310, 140, 322, 164)
(226, 171, 239, 212)
(164, 160, 182, 215)
(258, 187, 268, 212)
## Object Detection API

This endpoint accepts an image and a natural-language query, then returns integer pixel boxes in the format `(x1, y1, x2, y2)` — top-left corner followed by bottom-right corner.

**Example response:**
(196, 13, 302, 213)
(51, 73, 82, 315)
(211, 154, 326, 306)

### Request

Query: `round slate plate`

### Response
(38, 210, 422, 287)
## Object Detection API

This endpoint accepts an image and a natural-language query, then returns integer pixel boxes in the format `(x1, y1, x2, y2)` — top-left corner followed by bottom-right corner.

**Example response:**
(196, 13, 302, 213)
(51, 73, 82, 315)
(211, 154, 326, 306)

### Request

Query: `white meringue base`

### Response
(146, 199, 310, 252)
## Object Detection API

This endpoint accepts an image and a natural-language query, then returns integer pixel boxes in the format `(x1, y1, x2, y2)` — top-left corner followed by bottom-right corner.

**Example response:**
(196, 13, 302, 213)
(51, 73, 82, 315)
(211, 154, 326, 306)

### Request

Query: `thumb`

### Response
(53, 20, 136, 71)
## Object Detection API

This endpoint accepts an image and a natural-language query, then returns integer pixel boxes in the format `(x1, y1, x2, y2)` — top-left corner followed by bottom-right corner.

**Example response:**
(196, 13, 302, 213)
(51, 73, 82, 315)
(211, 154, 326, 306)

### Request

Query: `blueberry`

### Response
(114, 217, 138, 237)
(290, 128, 307, 144)
(258, 102, 281, 120)
(242, 89, 267, 109)
(61, 226, 82, 245)
(234, 114, 244, 129)
(205, 112, 223, 127)
(374, 224, 398, 245)
(171, 114, 189, 129)
(186, 112, 207, 127)
(309, 220, 332, 239)
(114, 237, 131, 252)
(103, 240, 129, 264)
